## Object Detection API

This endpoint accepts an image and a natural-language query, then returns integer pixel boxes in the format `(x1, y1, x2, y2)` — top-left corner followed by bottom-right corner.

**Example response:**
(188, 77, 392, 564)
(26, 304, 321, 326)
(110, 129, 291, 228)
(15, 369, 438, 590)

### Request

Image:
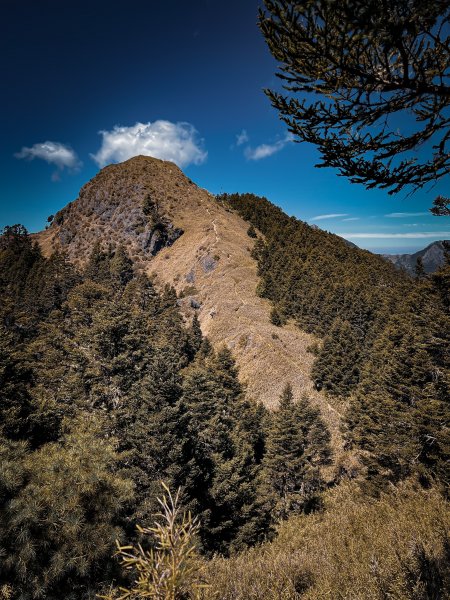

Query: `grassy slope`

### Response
(205, 482, 449, 599)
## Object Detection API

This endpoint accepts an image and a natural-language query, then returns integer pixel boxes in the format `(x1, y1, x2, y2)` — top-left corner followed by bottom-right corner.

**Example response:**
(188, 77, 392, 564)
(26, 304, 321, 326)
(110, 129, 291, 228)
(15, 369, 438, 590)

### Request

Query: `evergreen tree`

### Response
(311, 318, 361, 396)
(270, 306, 285, 327)
(247, 224, 257, 238)
(349, 268, 450, 493)
(109, 245, 134, 287)
(187, 313, 203, 359)
(181, 347, 273, 554)
(0, 418, 132, 600)
(415, 256, 426, 280)
(220, 192, 409, 400)
(0, 301, 35, 442)
(84, 241, 112, 284)
(264, 384, 331, 518)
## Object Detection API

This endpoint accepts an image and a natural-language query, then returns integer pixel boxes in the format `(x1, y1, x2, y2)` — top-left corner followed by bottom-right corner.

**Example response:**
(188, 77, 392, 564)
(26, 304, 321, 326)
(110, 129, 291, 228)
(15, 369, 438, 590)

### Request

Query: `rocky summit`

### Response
(383, 240, 449, 275)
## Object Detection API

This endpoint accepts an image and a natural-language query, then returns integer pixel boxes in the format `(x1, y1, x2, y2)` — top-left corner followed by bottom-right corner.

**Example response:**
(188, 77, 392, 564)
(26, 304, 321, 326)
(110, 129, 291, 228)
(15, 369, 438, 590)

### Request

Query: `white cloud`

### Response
(91, 121, 207, 168)
(15, 141, 81, 174)
(342, 217, 360, 222)
(245, 133, 293, 160)
(311, 213, 348, 221)
(339, 232, 450, 239)
(236, 129, 249, 146)
(385, 212, 428, 218)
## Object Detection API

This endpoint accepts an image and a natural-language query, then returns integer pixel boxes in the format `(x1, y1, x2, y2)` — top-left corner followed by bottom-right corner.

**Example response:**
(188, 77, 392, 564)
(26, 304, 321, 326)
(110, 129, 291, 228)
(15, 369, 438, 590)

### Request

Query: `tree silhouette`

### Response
(260, 0, 450, 213)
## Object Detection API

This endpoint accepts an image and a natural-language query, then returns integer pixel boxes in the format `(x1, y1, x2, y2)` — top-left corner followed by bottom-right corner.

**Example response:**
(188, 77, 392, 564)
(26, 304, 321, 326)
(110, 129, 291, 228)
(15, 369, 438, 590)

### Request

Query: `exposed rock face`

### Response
(141, 223, 183, 255)
(38, 156, 186, 267)
(35, 156, 343, 456)
(383, 241, 449, 275)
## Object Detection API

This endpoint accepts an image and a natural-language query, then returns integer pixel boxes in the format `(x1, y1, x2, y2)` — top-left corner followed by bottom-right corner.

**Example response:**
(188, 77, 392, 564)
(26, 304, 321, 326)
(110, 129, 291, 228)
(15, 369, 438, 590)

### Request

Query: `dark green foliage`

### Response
(348, 266, 450, 493)
(0, 326, 34, 441)
(109, 245, 134, 287)
(264, 384, 331, 518)
(187, 313, 203, 358)
(0, 225, 44, 326)
(259, 1, 450, 196)
(181, 348, 273, 554)
(247, 224, 257, 238)
(311, 319, 361, 396)
(0, 419, 132, 600)
(0, 228, 275, 597)
(0, 224, 31, 250)
(24, 251, 80, 321)
(219, 193, 408, 398)
(219, 193, 448, 493)
(415, 256, 426, 280)
(270, 306, 285, 327)
(84, 241, 112, 284)
(1, 197, 447, 600)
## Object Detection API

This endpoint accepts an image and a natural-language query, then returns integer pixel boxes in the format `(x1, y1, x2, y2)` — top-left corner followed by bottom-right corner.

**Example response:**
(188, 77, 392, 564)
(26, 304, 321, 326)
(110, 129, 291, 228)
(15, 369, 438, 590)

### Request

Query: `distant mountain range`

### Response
(382, 241, 448, 275)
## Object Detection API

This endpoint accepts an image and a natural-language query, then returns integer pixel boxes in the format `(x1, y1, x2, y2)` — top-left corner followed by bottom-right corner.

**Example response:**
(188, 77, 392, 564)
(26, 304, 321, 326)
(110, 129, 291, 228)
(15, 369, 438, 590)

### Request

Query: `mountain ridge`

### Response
(35, 155, 344, 457)
(383, 240, 448, 275)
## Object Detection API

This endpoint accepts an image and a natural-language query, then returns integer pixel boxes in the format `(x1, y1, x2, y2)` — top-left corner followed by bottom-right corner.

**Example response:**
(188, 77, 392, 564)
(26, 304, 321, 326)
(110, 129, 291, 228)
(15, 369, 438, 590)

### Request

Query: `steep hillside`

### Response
(220, 192, 449, 493)
(7, 156, 449, 599)
(383, 240, 449, 275)
(35, 156, 342, 451)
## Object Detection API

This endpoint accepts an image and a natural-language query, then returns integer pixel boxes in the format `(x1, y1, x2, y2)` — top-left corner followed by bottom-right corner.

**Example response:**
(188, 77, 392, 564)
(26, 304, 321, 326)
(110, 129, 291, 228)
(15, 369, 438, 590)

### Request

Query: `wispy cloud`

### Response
(236, 129, 249, 146)
(342, 217, 360, 222)
(15, 141, 81, 180)
(340, 232, 450, 239)
(91, 121, 207, 168)
(385, 212, 428, 218)
(311, 213, 348, 221)
(245, 133, 293, 160)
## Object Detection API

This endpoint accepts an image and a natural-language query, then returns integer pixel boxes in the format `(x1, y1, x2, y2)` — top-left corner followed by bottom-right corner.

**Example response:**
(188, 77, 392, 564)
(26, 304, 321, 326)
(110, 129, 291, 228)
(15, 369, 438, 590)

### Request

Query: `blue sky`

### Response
(1, 0, 448, 254)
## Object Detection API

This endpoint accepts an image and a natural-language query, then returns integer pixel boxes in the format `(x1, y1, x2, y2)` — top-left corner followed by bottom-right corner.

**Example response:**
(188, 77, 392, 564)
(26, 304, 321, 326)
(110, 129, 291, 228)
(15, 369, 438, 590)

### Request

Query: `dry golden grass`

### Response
(203, 482, 449, 600)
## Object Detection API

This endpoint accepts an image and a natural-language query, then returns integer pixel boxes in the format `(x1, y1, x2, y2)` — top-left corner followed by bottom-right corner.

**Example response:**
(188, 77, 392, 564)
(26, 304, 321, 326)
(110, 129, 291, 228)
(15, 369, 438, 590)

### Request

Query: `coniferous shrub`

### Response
(101, 483, 208, 600)
(247, 224, 257, 238)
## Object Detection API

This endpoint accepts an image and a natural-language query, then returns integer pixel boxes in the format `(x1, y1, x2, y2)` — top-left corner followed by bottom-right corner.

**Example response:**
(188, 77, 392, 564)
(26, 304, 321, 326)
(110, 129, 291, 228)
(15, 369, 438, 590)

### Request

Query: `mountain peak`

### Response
(383, 240, 449, 275)
(35, 159, 343, 458)
(38, 156, 197, 267)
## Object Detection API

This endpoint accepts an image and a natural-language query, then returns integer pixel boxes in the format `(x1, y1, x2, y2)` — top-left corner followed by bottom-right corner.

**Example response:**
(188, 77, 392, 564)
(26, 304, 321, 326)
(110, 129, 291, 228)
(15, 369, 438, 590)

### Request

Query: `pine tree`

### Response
(187, 313, 203, 359)
(349, 269, 450, 493)
(415, 256, 426, 280)
(0, 417, 132, 600)
(247, 224, 257, 238)
(270, 306, 285, 327)
(84, 241, 112, 284)
(181, 348, 273, 554)
(109, 245, 134, 288)
(311, 318, 361, 396)
(264, 384, 331, 518)
(0, 323, 34, 441)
